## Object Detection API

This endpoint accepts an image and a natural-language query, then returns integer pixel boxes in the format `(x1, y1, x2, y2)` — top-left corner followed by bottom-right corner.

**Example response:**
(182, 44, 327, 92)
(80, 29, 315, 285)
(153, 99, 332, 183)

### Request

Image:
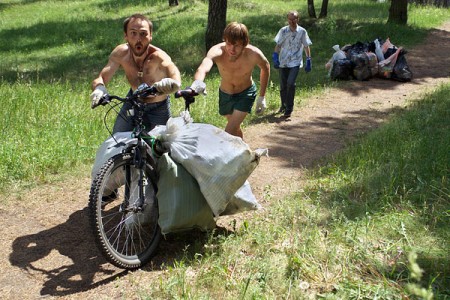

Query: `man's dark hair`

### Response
(123, 14, 153, 33)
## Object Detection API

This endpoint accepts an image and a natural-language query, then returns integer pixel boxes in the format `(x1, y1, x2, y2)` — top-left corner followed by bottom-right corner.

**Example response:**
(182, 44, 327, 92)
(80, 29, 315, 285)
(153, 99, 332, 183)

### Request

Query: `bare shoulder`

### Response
(148, 45, 173, 62)
(245, 44, 267, 62)
(109, 43, 130, 63)
(207, 42, 225, 59)
(246, 44, 265, 56)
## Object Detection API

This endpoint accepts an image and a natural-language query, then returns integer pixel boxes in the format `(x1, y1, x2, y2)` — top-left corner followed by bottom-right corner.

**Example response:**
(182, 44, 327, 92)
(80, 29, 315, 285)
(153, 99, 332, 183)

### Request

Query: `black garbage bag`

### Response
(392, 49, 412, 82)
(331, 59, 353, 80)
(351, 53, 372, 81)
(346, 41, 370, 58)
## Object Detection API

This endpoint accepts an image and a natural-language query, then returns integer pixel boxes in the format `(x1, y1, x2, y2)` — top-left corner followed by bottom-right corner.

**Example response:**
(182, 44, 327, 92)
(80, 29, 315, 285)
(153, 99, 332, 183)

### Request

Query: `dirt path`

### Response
(1, 22, 449, 299)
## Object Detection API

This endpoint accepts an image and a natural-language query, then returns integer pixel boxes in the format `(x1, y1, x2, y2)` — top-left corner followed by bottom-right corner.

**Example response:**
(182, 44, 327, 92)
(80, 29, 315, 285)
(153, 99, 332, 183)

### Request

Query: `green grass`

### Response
(1, 0, 449, 190)
(1, 0, 449, 298)
(138, 84, 449, 299)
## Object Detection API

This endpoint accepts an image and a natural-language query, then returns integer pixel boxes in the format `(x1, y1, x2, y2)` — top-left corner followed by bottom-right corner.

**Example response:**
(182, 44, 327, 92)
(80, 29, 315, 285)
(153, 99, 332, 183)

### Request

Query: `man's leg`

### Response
(112, 102, 134, 133)
(279, 68, 289, 113)
(225, 110, 248, 139)
(284, 66, 300, 117)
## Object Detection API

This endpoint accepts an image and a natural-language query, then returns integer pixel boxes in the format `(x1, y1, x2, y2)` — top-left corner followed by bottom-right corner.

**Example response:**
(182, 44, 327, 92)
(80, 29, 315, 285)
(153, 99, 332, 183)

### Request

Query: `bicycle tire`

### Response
(89, 152, 161, 269)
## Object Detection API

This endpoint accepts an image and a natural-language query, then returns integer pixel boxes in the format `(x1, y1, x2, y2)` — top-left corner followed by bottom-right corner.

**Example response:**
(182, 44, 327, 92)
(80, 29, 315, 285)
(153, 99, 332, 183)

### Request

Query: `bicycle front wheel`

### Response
(89, 152, 161, 269)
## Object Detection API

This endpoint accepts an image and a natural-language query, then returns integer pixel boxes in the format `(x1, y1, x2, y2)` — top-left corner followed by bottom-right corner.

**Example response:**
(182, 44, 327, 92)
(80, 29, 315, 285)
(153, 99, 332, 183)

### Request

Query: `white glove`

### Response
(190, 80, 207, 95)
(255, 96, 267, 115)
(90, 85, 108, 109)
(153, 78, 181, 94)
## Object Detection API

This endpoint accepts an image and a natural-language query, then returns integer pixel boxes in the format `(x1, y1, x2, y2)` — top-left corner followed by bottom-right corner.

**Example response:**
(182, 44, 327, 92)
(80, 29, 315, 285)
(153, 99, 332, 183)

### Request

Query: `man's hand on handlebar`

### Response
(90, 85, 110, 109)
(153, 78, 181, 95)
(174, 80, 206, 110)
(189, 80, 207, 95)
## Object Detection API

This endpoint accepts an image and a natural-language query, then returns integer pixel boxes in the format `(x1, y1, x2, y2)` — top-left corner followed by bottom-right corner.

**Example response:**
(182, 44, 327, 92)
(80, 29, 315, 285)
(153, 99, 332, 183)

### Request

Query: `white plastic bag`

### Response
(374, 39, 385, 62)
(91, 132, 140, 196)
(157, 153, 216, 234)
(221, 180, 262, 216)
(91, 132, 137, 179)
(326, 45, 347, 76)
(158, 114, 266, 216)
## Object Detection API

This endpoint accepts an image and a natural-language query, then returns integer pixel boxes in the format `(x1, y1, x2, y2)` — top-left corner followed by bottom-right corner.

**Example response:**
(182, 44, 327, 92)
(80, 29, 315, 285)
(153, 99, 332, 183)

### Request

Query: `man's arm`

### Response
(254, 47, 270, 97)
(166, 62, 181, 82)
(158, 50, 182, 83)
(274, 44, 281, 53)
(304, 45, 311, 58)
(194, 44, 220, 81)
(90, 48, 122, 108)
(91, 49, 122, 90)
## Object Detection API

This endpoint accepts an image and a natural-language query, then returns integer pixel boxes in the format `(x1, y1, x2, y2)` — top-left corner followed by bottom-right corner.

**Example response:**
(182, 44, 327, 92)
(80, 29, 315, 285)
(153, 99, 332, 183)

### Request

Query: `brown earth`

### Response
(1, 22, 449, 299)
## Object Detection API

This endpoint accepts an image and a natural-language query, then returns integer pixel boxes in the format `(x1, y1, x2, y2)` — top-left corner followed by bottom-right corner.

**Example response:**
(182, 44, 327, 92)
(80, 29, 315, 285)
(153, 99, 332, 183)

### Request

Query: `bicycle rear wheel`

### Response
(89, 152, 161, 269)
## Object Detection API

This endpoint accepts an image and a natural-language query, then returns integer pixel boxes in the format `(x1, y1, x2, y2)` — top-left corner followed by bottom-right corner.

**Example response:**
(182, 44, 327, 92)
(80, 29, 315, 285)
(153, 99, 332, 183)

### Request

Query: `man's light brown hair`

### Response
(223, 22, 249, 46)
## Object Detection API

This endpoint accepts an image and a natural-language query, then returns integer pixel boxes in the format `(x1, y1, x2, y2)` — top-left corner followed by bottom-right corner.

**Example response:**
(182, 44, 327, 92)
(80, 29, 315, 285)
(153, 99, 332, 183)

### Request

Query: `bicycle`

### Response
(89, 82, 200, 269)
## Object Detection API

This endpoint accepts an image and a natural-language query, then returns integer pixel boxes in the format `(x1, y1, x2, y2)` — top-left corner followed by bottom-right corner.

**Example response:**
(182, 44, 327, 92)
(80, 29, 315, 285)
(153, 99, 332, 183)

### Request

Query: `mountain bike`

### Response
(89, 83, 200, 269)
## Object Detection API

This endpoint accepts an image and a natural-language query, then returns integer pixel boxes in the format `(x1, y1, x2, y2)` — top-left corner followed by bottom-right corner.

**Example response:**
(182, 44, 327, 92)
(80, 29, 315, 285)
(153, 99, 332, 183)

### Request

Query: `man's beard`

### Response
(131, 42, 148, 57)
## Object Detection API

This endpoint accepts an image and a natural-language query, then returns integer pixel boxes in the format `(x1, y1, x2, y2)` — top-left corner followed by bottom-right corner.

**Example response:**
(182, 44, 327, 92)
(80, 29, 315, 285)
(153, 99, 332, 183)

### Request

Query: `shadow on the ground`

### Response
(9, 206, 231, 297)
(251, 104, 405, 169)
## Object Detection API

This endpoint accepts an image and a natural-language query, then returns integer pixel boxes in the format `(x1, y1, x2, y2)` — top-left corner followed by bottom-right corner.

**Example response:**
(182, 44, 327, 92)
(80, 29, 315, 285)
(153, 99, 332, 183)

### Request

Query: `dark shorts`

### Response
(218, 83, 257, 115)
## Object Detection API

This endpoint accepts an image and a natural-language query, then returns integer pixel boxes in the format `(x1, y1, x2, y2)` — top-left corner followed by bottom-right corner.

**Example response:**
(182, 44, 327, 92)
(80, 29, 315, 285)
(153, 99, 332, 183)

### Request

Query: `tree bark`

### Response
(308, 0, 317, 18)
(388, 0, 408, 24)
(319, 0, 329, 18)
(205, 0, 227, 52)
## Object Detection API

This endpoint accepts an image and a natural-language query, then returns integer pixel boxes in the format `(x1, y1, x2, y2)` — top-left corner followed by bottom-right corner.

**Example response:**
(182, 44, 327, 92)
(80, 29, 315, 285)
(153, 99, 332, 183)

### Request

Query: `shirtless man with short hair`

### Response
(193, 22, 270, 139)
(90, 14, 181, 132)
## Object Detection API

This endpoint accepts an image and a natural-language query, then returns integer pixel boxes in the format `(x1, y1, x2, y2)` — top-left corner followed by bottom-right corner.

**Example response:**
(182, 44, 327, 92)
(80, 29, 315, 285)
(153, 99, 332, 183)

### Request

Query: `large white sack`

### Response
(157, 115, 266, 216)
(157, 153, 216, 234)
(91, 132, 141, 196)
(91, 131, 137, 179)
(221, 180, 262, 216)
(91, 133, 157, 227)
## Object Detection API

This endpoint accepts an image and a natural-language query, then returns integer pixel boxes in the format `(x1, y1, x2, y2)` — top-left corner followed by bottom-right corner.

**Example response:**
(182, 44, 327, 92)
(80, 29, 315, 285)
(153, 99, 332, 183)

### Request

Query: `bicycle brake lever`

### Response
(135, 83, 158, 98)
(100, 94, 111, 106)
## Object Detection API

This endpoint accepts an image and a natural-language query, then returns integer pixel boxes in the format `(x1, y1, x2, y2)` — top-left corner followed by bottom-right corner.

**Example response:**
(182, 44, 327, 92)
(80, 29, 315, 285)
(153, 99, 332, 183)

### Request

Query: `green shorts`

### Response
(218, 83, 257, 115)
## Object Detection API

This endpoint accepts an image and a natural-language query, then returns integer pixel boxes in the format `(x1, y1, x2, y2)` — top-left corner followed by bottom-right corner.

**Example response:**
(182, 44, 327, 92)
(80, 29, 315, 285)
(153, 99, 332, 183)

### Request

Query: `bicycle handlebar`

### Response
(174, 88, 199, 99)
(100, 84, 158, 105)
(174, 87, 198, 110)
(102, 84, 198, 110)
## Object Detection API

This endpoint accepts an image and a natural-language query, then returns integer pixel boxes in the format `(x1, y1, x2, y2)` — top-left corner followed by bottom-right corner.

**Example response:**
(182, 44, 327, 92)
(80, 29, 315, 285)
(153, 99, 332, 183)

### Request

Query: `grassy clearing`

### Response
(1, 0, 449, 190)
(1, 0, 449, 297)
(138, 83, 449, 299)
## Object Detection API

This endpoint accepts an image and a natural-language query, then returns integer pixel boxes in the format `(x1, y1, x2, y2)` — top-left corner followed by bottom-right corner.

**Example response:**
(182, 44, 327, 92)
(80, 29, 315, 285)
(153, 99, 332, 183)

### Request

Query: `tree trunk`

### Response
(319, 0, 329, 18)
(168, 0, 178, 6)
(308, 0, 317, 18)
(388, 0, 408, 24)
(205, 0, 227, 52)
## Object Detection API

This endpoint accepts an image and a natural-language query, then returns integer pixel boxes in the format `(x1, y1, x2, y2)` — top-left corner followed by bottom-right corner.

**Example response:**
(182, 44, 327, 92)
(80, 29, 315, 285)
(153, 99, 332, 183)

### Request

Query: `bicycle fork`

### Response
(120, 142, 148, 214)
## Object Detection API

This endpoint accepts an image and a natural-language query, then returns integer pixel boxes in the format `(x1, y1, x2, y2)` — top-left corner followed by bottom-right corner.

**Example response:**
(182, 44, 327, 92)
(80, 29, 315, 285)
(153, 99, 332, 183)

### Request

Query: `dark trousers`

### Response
(112, 89, 171, 133)
(279, 66, 299, 115)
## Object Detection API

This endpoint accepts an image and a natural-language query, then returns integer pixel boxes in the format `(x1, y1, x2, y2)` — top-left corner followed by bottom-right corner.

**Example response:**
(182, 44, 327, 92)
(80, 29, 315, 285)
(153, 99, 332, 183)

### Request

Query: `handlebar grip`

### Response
(100, 94, 111, 106)
(139, 85, 158, 98)
(174, 88, 198, 98)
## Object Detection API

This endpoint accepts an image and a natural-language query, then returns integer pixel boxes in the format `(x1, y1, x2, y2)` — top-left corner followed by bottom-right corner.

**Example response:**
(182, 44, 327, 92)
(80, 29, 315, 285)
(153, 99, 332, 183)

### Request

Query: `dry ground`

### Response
(0, 22, 449, 299)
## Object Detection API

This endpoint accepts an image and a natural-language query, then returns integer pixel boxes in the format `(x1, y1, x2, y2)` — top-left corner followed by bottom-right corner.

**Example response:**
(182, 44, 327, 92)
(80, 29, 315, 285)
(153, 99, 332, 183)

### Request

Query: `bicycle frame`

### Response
(89, 82, 200, 269)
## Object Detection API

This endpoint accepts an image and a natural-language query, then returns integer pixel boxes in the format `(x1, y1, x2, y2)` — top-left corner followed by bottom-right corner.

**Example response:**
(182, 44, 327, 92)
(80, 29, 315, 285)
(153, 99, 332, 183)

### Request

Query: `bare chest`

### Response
(123, 57, 163, 90)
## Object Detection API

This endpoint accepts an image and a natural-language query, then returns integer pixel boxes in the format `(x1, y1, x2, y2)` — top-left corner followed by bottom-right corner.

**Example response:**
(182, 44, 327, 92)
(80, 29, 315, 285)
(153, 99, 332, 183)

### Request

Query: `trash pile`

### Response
(325, 38, 412, 82)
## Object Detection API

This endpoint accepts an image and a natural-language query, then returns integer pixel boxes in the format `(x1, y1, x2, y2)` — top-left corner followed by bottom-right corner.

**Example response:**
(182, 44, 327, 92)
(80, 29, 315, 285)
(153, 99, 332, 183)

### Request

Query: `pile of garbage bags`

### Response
(326, 38, 412, 82)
